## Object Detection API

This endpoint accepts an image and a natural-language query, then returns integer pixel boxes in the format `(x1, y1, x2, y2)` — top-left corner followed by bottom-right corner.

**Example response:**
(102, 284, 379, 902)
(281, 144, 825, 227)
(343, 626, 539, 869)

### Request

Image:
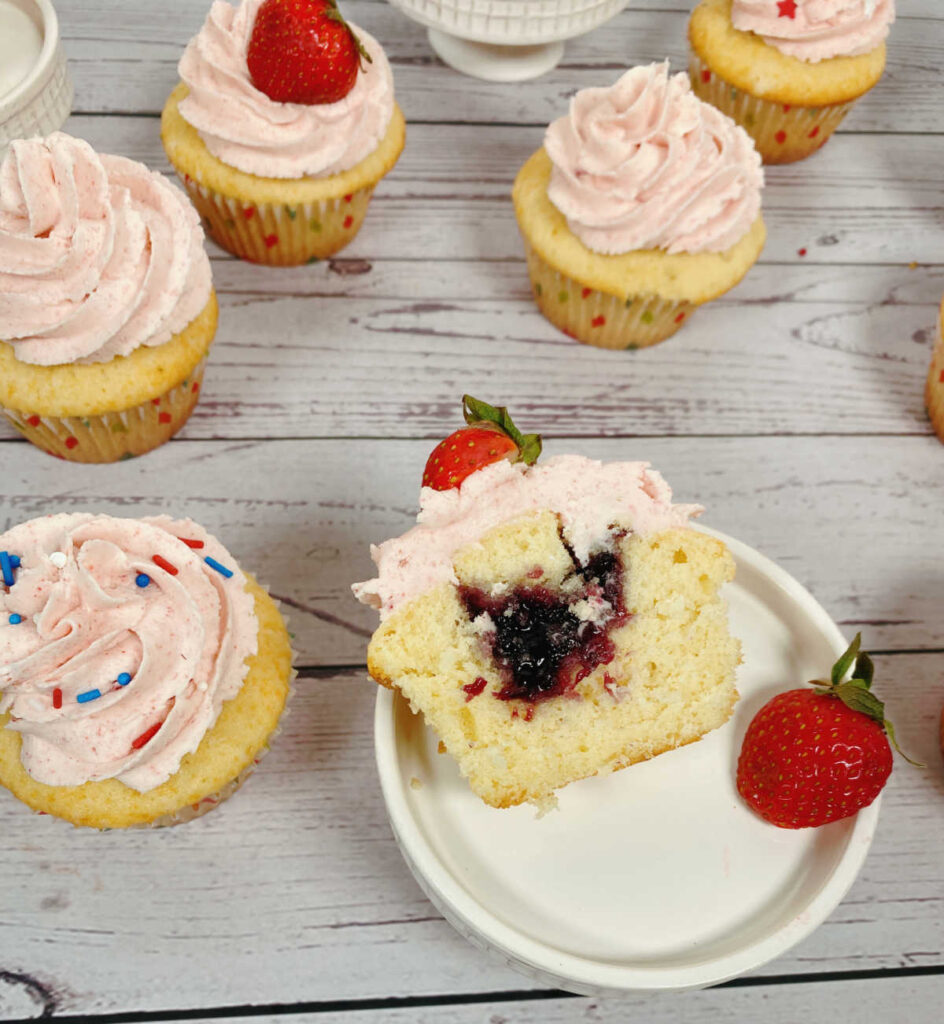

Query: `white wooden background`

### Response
(1, 0, 943, 1020)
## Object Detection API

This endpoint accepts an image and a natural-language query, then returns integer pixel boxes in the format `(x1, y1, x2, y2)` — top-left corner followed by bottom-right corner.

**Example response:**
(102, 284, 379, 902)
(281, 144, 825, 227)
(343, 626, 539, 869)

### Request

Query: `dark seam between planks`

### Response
(6, 965, 944, 1024)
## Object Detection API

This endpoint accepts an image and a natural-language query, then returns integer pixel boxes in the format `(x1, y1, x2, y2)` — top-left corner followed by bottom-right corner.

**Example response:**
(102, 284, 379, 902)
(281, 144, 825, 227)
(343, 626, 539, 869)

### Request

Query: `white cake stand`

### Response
(385, 0, 630, 82)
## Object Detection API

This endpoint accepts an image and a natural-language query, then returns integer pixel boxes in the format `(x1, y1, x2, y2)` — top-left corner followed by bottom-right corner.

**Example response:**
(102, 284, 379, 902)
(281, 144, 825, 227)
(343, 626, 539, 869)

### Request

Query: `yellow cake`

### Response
(689, 0, 888, 163)
(367, 513, 740, 809)
(0, 515, 293, 829)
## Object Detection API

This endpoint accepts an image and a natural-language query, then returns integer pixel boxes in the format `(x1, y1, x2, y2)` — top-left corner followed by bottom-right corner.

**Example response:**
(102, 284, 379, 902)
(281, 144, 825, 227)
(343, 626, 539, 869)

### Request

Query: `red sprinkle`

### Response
(674, 312, 686, 324)
(775, 130, 787, 144)
(798, 247, 808, 257)
(264, 233, 278, 248)
(27, 415, 41, 427)
(591, 315, 606, 328)
(192, 381, 200, 394)
(581, 287, 592, 299)
(243, 207, 256, 220)
(52, 688, 62, 710)
(64, 436, 78, 450)
(939, 369, 944, 383)
(701, 69, 711, 84)
(131, 721, 162, 750)
(343, 215, 354, 229)
(462, 677, 488, 702)
(783, 104, 791, 113)
(809, 125, 820, 139)
(152, 554, 179, 576)
(179, 537, 205, 549)
(152, 397, 161, 406)
(344, 193, 353, 203)
(523, 706, 535, 722)
(158, 412, 172, 424)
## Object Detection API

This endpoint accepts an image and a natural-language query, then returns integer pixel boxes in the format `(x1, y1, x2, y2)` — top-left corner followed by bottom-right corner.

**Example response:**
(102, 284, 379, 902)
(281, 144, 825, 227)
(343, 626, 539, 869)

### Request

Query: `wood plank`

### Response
(0, 437, 939, 662)
(0, 652, 941, 1018)
(119, 974, 944, 1024)
(2, 272, 938, 442)
(57, 1, 944, 133)
(56, 114, 944, 265)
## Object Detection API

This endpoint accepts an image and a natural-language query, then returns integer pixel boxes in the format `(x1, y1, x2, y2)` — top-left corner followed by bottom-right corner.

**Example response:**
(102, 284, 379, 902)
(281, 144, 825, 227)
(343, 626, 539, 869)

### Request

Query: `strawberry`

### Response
(422, 396, 542, 492)
(737, 634, 919, 829)
(247, 0, 371, 106)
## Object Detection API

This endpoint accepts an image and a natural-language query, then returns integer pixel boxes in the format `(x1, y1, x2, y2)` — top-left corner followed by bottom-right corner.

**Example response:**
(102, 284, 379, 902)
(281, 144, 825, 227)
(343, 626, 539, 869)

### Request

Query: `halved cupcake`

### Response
(354, 398, 741, 810)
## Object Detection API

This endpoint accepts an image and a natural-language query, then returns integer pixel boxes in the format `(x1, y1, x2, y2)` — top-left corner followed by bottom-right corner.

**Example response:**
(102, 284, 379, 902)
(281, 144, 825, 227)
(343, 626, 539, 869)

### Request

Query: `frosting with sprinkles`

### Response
(0, 513, 258, 793)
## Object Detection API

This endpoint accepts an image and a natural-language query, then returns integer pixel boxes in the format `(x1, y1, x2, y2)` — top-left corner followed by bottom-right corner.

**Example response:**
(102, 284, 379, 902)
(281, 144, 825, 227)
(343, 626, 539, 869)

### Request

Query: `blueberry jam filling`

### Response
(459, 546, 629, 704)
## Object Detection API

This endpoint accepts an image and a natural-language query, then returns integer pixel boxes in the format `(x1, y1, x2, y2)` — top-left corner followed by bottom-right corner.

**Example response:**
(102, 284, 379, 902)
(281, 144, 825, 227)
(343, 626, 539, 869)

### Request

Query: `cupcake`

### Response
(354, 398, 741, 810)
(161, 0, 406, 266)
(926, 297, 944, 443)
(0, 133, 217, 463)
(512, 62, 765, 350)
(689, 0, 894, 164)
(0, 514, 293, 828)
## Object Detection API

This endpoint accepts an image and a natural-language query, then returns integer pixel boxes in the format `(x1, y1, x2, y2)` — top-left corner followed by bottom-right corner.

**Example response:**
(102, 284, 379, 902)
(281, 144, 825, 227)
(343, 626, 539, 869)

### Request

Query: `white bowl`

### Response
(0, 0, 72, 153)
(374, 526, 881, 993)
(385, 0, 630, 81)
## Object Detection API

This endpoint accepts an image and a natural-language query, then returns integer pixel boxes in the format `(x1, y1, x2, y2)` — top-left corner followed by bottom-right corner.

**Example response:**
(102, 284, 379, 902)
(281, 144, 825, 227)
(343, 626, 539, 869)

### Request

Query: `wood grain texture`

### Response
(0, 437, 940, 663)
(57, 0, 944, 133)
(0, 652, 941, 1019)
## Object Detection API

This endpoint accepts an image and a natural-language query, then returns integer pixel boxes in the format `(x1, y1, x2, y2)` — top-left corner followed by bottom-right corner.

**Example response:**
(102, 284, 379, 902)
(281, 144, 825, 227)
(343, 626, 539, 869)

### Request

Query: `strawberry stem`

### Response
(461, 396, 542, 466)
(812, 632, 923, 767)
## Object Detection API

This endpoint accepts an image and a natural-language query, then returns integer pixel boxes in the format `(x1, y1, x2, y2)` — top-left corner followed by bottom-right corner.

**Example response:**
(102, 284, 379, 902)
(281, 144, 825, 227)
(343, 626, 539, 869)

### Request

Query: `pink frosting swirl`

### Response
(178, 0, 395, 179)
(353, 455, 701, 620)
(0, 514, 258, 793)
(731, 0, 894, 62)
(545, 63, 763, 256)
(0, 133, 211, 367)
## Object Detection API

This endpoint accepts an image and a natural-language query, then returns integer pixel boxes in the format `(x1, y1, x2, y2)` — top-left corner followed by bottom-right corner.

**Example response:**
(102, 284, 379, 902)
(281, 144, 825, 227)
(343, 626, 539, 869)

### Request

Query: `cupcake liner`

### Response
(177, 175, 375, 265)
(1, 359, 206, 463)
(525, 244, 695, 350)
(142, 593, 299, 828)
(926, 308, 944, 443)
(689, 53, 856, 164)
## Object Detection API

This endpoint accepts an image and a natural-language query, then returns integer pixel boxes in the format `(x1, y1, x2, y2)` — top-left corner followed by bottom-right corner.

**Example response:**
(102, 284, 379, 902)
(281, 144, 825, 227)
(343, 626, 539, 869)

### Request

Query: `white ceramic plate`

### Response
(373, 527, 880, 993)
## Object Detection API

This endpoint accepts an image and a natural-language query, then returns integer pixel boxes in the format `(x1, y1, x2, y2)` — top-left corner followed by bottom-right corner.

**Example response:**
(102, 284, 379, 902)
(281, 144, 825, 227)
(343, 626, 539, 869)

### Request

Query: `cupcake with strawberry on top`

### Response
(689, 0, 894, 164)
(161, 0, 405, 265)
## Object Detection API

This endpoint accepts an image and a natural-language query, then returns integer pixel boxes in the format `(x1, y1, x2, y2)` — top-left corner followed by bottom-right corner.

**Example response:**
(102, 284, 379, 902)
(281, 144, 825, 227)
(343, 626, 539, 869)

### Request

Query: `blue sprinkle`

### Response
(9, 555, 20, 569)
(117, 672, 132, 687)
(0, 552, 14, 587)
(77, 688, 102, 704)
(204, 556, 233, 579)
(135, 573, 151, 588)
(8, 613, 22, 625)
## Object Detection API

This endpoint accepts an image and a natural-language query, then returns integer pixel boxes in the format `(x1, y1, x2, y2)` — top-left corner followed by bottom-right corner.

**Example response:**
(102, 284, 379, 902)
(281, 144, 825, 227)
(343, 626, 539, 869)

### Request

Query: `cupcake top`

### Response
(544, 62, 763, 257)
(0, 133, 211, 367)
(353, 456, 701, 619)
(0, 514, 258, 793)
(731, 0, 894, 63)
(177, 0, 395, 179)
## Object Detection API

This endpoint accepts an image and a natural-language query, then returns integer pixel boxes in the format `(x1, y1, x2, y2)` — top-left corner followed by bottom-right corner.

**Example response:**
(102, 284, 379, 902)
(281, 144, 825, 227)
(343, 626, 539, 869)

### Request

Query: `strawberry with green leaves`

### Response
(422, 396, 542, 492)
(247, 0, 371, 106)
(737, 634, 919, 829)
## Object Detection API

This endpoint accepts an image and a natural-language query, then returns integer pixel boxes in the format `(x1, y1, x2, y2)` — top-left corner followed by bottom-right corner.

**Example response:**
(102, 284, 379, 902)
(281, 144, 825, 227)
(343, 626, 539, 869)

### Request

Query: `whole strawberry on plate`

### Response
(737, 634, 919, 829)
(422, 395, 542, 491)
(247, 0, 371, 105)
